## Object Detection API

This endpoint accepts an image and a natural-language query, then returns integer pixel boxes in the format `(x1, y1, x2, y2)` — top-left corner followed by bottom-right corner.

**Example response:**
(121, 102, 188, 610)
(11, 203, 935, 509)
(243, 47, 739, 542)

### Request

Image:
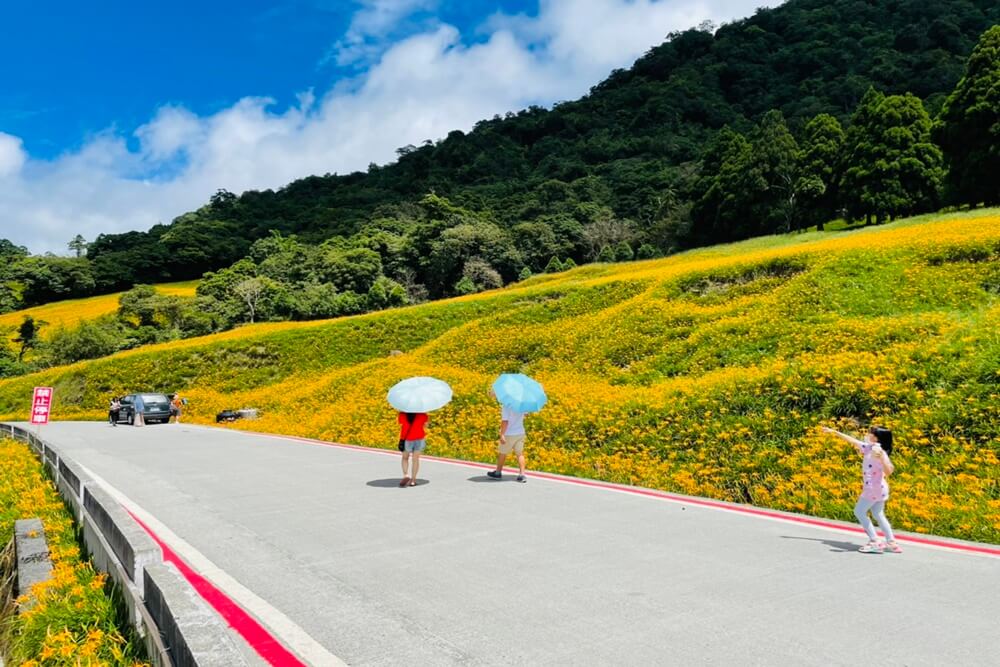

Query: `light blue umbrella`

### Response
(492, 373, 547, 413)
(387, 377, 453, 413)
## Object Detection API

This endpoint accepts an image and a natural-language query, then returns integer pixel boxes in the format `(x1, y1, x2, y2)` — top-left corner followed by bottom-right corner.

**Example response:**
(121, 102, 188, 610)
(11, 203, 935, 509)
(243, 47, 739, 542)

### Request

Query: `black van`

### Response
(118, 393, 172, 425)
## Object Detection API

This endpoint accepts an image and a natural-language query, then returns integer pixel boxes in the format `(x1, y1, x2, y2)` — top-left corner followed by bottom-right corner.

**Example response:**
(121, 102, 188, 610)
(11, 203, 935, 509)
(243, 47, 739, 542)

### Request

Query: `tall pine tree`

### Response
(747, 110, 800, 234)
(796, 114, 845, 230)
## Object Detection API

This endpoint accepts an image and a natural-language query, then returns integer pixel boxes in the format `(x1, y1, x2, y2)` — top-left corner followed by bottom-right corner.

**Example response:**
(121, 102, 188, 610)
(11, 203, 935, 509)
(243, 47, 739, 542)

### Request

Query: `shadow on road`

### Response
(467, 475, 517, 483)
(366, 478, 430, 488)
(780, 535, 861, 553)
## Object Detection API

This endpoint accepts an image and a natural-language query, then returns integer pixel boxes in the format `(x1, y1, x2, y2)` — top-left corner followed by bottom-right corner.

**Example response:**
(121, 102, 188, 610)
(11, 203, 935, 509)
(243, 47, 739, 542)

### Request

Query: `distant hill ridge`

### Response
(81, 0, 999, 287)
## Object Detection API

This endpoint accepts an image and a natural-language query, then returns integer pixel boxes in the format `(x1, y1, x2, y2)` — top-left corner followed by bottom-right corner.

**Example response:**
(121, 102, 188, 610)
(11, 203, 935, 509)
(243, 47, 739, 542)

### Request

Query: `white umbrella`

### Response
(387, 377, 453, 412)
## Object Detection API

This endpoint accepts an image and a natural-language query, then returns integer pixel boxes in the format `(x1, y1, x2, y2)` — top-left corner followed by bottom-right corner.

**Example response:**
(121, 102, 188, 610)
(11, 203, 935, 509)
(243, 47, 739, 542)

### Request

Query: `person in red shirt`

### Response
(398, 412, 428, 487)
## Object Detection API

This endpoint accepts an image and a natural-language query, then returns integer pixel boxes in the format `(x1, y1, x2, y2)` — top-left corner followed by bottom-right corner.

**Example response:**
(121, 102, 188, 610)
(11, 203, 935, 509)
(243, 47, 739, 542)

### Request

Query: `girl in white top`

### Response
(822, 425, 902, 554)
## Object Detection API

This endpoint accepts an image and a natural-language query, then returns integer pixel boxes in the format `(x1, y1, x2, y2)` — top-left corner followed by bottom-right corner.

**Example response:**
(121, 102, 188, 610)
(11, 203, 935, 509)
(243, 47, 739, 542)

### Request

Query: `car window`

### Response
(141, 394, 169, 402)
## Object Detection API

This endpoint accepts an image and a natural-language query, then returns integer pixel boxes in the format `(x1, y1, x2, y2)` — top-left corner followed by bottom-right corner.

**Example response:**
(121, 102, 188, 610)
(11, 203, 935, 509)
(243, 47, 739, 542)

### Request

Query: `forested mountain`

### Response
(75, 0, 996, 292)
(2, 0, 998, 326)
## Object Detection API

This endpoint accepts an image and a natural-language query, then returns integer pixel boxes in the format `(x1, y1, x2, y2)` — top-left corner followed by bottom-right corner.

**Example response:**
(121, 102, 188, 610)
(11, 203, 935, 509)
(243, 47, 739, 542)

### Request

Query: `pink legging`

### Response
(854, 497, 896, 542)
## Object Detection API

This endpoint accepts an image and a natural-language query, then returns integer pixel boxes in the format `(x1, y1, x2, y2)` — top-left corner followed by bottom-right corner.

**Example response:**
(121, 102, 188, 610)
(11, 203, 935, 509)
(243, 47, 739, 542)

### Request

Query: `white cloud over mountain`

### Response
(0, 0, 781, 254)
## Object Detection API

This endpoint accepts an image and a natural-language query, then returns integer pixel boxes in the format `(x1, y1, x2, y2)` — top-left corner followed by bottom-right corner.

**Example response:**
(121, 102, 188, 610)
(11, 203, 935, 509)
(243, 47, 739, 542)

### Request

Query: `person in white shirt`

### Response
(487, 405, 528, 483)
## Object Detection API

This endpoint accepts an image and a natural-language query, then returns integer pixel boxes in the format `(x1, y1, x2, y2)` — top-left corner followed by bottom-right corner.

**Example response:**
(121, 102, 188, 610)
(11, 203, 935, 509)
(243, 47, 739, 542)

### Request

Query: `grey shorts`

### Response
(403, 439, 426, 453)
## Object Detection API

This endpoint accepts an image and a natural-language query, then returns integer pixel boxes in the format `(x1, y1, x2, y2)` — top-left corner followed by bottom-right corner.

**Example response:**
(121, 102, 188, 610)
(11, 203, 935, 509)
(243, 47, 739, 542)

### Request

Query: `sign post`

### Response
(31, 387, 53, 438)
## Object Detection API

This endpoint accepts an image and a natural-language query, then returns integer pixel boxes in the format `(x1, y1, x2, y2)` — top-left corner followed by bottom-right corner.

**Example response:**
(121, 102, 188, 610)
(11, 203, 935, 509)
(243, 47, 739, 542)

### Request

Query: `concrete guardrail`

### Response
(1, 422, 247, 667)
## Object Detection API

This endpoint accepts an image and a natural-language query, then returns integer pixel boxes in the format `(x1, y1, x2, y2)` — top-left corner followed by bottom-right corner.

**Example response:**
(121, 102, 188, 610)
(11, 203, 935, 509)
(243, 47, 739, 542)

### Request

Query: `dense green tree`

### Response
(197, 259, 257, 302)
(426, 222, 521, 294)
(366, 276, 409, 310)
(842, 89, 944, 222)
(596, 245, 617, 263)
(87, 226, 174, 290)
(747, 110, 801, 234)
(12, 257, 96, 306)
(312, 247, 383, 294)
(518, 266, 533, 281)
(840, 87, 886, 224)
(453, 276, 477, 295)
(0, 239, 28, 262)
(796, 113, 846, 230)
(544, 256, 564, 273)
(117, 285, 161, 327)
(689, 127, 752, 245)
(512, 222, 566, 272)
(934, 25, 1000, 207)
(636, 243, 659, 259)
(13, 316, 42, 362)
(44, 319, 121, 367)
(614, 241, 635, 262)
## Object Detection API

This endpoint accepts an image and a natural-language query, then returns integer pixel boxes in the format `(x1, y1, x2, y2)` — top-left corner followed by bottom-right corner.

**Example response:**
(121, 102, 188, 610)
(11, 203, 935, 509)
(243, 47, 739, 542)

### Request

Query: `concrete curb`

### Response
(144, 562, 247, 667)
(13, 518, 53, 608)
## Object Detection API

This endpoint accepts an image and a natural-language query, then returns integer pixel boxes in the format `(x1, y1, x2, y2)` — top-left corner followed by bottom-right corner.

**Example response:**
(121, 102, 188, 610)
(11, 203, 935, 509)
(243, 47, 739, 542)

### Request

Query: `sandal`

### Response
(884, 541, 903, 554)
(858, 541, 884, 554)
(399, 477, 410, 487)
(408, 480, 417, 487)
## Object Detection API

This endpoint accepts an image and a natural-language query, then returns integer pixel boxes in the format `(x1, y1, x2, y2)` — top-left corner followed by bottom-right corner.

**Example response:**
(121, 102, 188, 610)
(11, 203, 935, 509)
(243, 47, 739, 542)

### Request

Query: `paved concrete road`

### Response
(25, 422, 1000, 666)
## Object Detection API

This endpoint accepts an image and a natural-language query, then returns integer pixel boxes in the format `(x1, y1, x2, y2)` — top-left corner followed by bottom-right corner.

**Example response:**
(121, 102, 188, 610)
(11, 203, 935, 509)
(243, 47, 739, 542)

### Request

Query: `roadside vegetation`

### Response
(0, 437, 147, 665)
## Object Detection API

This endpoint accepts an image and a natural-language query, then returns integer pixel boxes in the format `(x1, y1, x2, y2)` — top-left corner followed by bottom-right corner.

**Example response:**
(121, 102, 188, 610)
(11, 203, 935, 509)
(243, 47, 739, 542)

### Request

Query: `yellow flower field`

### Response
(0, 281, 198, 338)
(0, 211, 998, 542)
(0, 438, 147, 665)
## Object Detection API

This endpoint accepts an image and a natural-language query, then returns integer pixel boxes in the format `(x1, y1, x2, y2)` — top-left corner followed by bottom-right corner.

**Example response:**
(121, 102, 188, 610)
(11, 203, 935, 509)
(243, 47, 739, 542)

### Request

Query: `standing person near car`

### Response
(108, 397, 121, 426)
(170, 393, 183, 424)
(133, 393, 145, 427)
(398, 411, 428, 487)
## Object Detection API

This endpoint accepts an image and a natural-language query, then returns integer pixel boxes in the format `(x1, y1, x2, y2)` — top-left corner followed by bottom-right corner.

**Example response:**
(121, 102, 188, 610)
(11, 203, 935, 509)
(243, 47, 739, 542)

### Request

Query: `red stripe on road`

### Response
(243, 428, 1000, 559)
(127, 510, 308, 667)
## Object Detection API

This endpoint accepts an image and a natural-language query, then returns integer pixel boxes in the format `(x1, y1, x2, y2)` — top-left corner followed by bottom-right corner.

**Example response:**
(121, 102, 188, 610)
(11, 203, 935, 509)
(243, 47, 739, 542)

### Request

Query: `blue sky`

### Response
(0, 1, 533, 159)
(0, 0, 779, 252)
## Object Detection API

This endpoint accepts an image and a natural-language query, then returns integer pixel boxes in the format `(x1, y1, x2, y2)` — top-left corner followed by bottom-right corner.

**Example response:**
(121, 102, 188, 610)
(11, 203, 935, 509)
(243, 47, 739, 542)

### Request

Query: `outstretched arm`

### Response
(821, 427, 865, 453)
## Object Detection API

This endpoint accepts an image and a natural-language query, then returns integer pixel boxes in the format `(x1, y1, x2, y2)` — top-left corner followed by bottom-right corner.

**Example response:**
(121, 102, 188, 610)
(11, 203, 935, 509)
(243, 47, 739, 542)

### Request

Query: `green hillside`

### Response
(76, 0, 999, 288)
(2, 210, 998, 543)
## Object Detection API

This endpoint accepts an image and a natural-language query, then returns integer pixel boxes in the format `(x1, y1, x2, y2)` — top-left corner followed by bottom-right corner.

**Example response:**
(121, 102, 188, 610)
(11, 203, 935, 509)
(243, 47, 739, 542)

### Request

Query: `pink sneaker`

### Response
(884, 541, 903, 554)
(858, 541, 884, 554)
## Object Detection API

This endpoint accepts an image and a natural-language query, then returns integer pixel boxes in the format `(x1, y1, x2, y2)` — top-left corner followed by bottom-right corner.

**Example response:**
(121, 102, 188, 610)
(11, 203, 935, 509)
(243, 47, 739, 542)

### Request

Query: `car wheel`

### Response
(127, 413, 134, 426)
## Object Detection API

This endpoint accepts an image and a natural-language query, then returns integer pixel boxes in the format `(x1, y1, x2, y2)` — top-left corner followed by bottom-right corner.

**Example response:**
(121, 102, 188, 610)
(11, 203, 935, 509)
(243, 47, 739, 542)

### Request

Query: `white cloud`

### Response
(326, 0, 439, 66)
(0, 132, 27, 177)
(0, 0, 782, 254)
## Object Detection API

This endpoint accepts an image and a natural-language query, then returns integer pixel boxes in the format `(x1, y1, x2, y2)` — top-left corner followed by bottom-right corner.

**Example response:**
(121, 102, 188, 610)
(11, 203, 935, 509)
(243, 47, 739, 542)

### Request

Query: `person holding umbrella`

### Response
(398, 412, 428, 487)
(487, 373, 547, 483)
(387, 376, 453, 487)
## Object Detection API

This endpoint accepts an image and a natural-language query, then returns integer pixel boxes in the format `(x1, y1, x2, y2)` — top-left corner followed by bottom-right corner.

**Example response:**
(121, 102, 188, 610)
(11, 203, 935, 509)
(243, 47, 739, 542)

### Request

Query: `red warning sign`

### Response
(31, 386, 53, 425)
